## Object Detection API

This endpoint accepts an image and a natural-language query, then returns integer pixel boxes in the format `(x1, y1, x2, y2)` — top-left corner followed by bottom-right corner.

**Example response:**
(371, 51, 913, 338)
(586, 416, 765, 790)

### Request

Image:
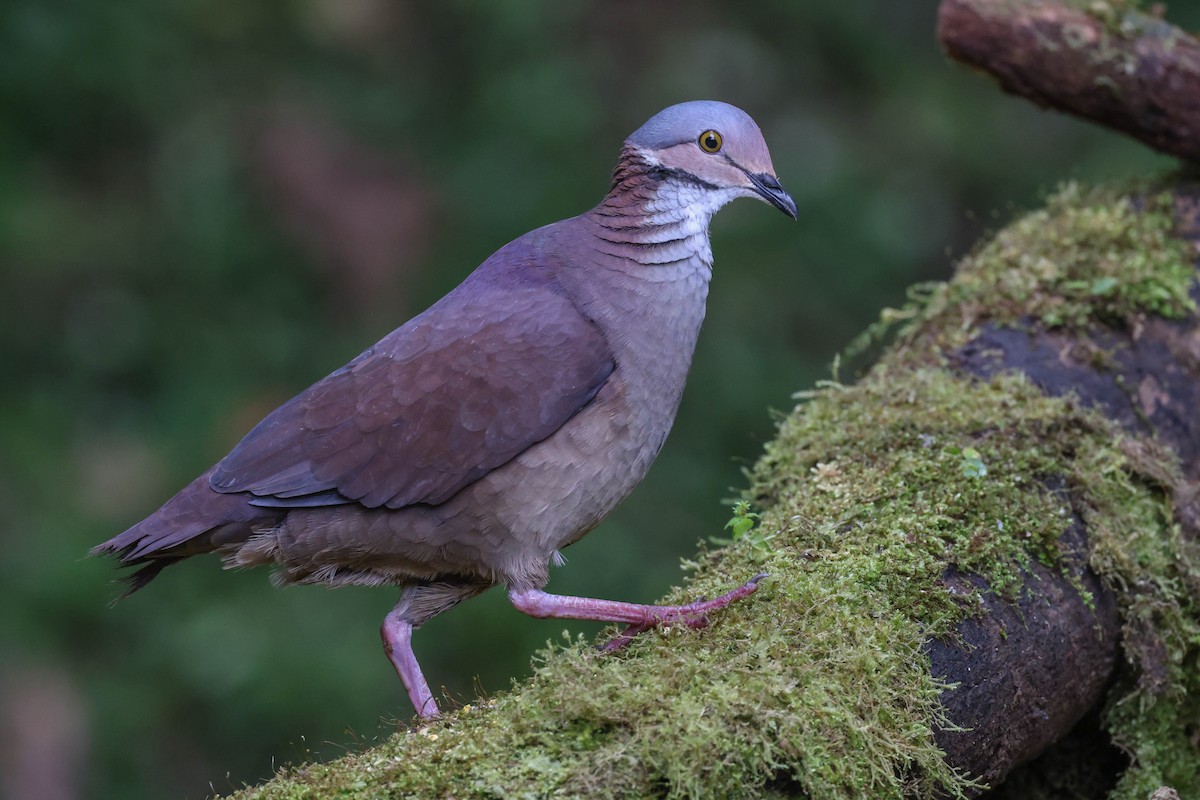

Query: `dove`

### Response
(95, 100, 796, 718)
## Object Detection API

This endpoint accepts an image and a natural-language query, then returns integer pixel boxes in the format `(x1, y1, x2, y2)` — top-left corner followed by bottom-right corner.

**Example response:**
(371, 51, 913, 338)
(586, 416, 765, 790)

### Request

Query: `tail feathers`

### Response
(115, 558, 182, 601)
(93, 467, 283, 595)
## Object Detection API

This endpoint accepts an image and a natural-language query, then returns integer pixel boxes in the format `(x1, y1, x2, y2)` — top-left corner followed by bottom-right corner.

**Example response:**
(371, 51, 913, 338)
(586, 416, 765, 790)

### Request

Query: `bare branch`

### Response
(938, 0, 1200, 164)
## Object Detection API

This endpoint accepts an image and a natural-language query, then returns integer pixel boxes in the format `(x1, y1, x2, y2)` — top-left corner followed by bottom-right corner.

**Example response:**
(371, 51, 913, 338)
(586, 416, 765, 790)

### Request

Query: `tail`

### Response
(92, 466, 283, 597)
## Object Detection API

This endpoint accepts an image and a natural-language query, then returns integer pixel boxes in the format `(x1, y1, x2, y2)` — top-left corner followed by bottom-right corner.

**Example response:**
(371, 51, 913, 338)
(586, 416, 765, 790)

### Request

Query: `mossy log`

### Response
(937, 0, 1200, 166)
(221, 5, 1200, 796)
(227, 179, 1200, 799)
(930, 184, 1200, 794)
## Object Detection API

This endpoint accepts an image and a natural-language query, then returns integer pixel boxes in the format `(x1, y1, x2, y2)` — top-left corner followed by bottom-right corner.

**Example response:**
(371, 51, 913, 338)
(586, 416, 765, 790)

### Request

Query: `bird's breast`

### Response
(512, 253, 713, 548)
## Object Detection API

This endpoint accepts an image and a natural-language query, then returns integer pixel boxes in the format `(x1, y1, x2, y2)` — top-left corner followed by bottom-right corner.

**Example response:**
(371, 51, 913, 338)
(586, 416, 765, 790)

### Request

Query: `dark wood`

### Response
(938, 0, 1200, 165)
(929, 525, 1122, 791)
(921, 185, 1200, 792)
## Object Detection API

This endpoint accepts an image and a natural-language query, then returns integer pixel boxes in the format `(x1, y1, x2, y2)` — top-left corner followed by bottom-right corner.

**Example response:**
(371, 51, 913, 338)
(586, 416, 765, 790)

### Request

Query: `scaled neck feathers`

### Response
(584, 145, 738, 269)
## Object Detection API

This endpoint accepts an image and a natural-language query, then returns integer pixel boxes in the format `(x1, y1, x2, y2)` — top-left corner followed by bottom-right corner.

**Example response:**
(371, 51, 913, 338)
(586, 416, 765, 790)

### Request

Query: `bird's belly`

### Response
(440, 372, 667, 585)
(511, 378, 659, 540)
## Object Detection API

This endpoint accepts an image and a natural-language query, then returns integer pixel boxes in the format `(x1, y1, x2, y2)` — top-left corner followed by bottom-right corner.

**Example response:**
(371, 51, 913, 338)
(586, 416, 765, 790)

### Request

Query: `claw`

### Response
(594, 573, 766, 652)
(598, 624, 647, 653)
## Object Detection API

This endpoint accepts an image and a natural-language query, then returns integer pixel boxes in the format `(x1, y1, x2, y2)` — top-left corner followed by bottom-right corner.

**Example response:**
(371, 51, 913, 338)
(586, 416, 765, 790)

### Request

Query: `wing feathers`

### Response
(211, 280, 614, 511)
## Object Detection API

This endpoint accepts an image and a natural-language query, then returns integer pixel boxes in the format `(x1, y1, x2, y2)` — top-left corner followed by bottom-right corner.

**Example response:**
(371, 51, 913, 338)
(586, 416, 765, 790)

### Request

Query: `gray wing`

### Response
(210, 279, 614, 510)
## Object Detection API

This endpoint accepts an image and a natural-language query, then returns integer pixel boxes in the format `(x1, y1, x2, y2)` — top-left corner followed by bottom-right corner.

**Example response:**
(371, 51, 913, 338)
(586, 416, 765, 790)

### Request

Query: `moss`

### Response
(1062, 0, 1151, 29)
(1020, 0, 1182, 57)
(1084, 441, 1200, 800)
(862, 181, 1200, 798)
(229, 184, 1199, 799)
(852, 183, 1195, 370)
(947, 184, 1193, 327)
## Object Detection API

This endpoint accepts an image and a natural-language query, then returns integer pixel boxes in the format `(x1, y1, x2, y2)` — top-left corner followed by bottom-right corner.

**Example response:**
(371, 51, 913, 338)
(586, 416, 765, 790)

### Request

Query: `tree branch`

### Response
(938, 0, 1200, 164)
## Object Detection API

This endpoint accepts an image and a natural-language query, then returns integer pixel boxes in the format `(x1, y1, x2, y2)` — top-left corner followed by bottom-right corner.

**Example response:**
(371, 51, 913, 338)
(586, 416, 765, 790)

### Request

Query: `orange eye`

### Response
(698, 129, 723, 153)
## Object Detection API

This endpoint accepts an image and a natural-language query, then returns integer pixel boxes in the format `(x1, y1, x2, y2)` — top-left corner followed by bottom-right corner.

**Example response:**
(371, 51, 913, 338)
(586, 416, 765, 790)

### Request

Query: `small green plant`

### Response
(711, 500, 776, 554)
(948, 446, 988, 478)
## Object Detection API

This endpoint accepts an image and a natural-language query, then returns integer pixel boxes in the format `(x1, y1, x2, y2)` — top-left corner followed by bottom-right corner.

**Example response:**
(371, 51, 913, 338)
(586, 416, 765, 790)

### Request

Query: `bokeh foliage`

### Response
(1, 1, 1195, 798)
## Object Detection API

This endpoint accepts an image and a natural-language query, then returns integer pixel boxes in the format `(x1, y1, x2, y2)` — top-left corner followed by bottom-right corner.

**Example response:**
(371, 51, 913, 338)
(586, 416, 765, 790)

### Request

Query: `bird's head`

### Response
(624, 100, 797, 220)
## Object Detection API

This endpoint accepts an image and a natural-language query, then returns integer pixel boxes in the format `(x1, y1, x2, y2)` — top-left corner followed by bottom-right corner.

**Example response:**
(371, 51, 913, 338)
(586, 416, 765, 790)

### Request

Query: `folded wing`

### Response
(210, 280, 614, 510)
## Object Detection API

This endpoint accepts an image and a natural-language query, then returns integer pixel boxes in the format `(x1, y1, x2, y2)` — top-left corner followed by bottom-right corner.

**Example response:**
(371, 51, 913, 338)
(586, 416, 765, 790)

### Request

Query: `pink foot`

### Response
(508, 573, 768, 653)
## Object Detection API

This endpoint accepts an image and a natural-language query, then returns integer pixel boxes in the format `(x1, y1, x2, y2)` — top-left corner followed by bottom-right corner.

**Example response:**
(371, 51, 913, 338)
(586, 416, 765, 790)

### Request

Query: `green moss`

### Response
(849, 183, 1195, 370)
(871, 182, 1200, 797)
(230, 185, 1199, 799)
(948, 184, 1193, 328)
(1023, 0, 1186, 72)
(1083, 441, 1200, 800)
(1063, 0, 1149, 29)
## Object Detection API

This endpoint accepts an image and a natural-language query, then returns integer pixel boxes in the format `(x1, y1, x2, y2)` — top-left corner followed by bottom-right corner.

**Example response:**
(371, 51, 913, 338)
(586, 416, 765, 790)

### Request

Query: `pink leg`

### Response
(508, 573, 767, 652)
(381, 609, 439, 719)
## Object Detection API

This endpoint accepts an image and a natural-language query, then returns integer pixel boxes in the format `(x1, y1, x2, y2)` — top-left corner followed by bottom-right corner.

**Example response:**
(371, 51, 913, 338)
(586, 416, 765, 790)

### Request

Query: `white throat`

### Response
(640, 181, 745, 268)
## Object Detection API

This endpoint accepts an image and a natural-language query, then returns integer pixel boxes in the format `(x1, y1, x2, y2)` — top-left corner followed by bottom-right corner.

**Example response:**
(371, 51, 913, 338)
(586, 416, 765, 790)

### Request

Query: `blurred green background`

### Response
(2, 1, 1196, 798)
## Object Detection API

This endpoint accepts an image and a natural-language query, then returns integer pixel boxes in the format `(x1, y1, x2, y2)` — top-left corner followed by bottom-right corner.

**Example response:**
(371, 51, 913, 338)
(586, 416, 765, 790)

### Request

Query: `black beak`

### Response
(748, 172, 798, 220)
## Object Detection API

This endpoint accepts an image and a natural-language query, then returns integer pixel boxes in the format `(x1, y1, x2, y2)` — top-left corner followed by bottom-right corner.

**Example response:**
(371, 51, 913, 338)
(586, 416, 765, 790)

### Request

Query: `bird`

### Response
(94, 100, 797, 719)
